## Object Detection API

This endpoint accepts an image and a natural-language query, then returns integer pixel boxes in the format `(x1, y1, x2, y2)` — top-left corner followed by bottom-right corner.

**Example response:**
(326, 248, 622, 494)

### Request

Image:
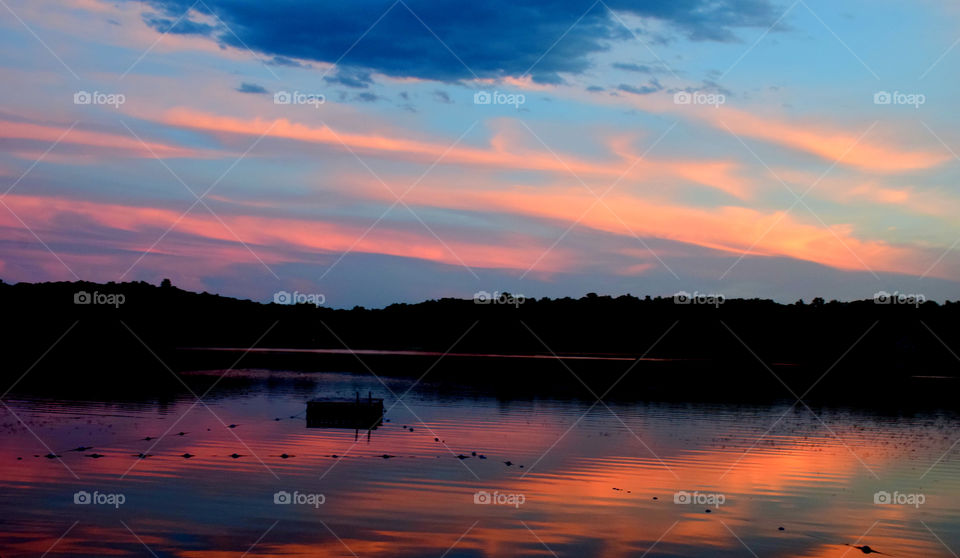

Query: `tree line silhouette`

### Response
(1, 279, 957, 404)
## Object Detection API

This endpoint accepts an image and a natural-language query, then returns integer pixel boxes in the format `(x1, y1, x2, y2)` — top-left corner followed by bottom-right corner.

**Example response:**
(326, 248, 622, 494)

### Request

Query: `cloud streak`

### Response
(155, 107, 753, 198)
(0, 119, 212, 159)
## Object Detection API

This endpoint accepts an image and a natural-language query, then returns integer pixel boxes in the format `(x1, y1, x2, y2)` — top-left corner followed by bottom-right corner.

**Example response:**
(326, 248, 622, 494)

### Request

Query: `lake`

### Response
(1, 368, 958, 557)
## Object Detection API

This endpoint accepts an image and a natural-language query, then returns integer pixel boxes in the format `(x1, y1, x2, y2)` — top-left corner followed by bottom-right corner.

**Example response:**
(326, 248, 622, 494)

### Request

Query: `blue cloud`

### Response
(267, 55, 311, 68)
(613, 62, 653, 73)
(617, 79, 663, 95)
(142, 12, 215, 35)
(323, 68, 374, 88)
(236, 82, 268, 94)
(138, 0, 783, 83)
(668, 79, 734, 97)
(354, 92, 381, 102)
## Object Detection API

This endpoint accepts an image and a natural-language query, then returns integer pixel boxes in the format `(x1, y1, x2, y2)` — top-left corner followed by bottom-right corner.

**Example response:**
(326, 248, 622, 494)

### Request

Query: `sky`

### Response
(0, 0, 959, 307)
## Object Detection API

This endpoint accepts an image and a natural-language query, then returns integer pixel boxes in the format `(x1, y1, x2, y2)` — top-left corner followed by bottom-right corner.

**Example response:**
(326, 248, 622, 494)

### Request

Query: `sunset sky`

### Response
(1, 0, 959, 307)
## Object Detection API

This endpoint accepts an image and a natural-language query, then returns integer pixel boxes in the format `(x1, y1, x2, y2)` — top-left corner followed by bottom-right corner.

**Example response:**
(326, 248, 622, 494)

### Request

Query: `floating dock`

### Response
(306, 392, 384, 429)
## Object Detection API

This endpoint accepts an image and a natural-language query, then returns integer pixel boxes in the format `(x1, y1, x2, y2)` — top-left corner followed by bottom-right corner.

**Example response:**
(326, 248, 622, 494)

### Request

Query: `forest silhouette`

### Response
(1, 279, 957, 404)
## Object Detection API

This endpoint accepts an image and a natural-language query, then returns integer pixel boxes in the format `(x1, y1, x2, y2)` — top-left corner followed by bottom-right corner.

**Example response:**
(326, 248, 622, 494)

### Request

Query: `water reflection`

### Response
(1, 370, 958, 557)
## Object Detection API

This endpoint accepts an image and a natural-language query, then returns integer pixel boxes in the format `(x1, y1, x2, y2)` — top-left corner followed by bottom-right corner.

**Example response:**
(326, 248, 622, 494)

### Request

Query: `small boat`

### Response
(306, 391, 384, 429)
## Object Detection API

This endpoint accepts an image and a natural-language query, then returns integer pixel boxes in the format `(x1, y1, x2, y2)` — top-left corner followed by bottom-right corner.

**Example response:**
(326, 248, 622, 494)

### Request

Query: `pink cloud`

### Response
(0, 120, 211, 159)
(157, 108, 753, 199)
(772, 167, 960, 219)
(0, 193, 572, 274)
(707, 106, 949, 173)
(512, 80, 951, 174)
(380, 180, 932, 277)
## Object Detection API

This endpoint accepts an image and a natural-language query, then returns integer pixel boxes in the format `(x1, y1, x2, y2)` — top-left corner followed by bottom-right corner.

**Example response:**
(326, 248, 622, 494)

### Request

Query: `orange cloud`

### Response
(384, 180, 928, 277)
(157, 108, 753, 198)
(515, 81, 951, 174)
(0, 193, 570, 273)
(0, 120, 209, 159)
(3, 173, 939, 282)
(771, 168, 960, 219)
(705, 105, 949, 173)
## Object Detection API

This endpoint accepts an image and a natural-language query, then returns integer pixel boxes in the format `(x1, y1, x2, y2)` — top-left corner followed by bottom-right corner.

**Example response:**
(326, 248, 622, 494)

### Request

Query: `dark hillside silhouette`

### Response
(1, 280, 957, 404)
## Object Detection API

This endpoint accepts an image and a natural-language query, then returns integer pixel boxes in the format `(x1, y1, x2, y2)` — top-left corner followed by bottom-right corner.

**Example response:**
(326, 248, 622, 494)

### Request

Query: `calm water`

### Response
(1, 369, 958, 557)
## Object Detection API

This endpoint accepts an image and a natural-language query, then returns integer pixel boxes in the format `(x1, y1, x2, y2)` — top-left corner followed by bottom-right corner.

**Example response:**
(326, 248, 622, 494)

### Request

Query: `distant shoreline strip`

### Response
(182, 347, 688, 362)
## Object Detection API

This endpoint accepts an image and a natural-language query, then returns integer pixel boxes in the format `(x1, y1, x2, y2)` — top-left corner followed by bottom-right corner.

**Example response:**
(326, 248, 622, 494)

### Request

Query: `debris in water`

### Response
(845, 545, 889, 555)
